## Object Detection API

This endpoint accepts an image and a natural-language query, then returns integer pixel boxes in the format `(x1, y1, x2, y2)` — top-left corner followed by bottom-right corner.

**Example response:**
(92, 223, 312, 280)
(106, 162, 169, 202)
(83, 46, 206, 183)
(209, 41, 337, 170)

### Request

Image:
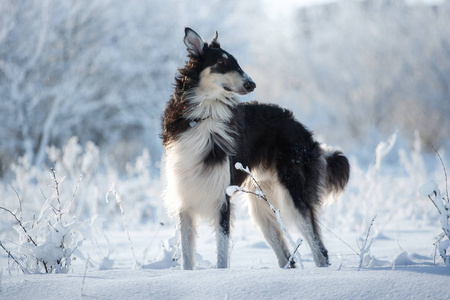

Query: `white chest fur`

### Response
(163, 118, 232, 219)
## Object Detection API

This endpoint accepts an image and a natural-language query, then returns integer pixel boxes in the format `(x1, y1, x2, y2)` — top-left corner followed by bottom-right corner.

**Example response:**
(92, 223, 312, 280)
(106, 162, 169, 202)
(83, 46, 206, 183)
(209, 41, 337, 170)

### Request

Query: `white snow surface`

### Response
(2, 217, 450, 300)
(3, 267, 449, 300)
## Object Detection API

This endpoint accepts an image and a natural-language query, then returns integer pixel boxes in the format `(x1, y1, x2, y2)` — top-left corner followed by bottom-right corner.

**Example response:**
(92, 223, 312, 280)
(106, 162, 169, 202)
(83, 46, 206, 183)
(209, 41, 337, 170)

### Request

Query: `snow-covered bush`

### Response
(321, 131, 441, 233)
(0, 136, 164, 273)
(1, 137, 162, 229)
(0, 169, 86, 274)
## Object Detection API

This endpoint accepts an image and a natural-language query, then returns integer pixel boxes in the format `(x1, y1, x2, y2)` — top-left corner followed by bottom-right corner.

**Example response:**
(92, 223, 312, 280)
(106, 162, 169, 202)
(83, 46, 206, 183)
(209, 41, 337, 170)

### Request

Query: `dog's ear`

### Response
(184, 28, 206, 57)
(209, 30, 220, 48)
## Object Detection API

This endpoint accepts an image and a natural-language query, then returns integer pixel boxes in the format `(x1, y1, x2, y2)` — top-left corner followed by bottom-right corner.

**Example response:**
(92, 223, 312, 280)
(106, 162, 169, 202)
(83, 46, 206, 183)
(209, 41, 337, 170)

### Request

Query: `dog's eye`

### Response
(217, 58, 227, 66)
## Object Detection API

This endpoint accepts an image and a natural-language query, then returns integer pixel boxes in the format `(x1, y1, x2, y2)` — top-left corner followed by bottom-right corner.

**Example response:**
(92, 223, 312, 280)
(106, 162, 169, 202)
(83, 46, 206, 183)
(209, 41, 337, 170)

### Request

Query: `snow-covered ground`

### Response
(2, 216, 450, 299)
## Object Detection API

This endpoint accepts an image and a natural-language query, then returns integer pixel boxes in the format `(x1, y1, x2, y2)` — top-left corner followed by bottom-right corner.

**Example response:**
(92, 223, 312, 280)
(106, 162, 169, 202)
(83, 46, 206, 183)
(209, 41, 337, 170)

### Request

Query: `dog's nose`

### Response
(244, 80, 256, 92)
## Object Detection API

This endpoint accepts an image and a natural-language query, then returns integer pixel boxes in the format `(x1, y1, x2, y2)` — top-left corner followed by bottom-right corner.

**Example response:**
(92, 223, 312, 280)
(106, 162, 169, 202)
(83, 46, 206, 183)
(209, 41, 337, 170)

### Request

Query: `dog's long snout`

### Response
(244, 79, 256, 92)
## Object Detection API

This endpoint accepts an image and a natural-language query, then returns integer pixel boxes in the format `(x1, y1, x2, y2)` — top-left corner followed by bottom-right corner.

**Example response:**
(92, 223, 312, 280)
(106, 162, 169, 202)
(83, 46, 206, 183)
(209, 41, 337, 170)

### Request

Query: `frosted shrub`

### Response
(0, 169, 87, 274)
(1, 136, 164, 273)
(2, 137, 162, 228)
(321, 133, 398, 232)
(322, 131, 440, 233)
(3, 137, 102, 222)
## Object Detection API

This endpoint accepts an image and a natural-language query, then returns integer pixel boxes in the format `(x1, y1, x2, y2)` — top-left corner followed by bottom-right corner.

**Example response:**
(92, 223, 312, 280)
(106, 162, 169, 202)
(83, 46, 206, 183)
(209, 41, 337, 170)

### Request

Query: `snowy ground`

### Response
(2, 210, 450, 300)
(3, 267, 449, 300)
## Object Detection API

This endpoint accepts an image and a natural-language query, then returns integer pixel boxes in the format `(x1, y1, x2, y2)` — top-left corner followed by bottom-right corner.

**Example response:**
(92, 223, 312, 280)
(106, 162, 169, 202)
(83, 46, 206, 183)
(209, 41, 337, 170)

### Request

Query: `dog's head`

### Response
(184, 27, 256, 96)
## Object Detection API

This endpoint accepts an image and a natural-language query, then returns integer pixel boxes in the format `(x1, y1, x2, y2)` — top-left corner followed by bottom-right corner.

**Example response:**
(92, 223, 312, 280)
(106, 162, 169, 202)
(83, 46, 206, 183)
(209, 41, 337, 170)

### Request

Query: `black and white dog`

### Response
(162, 28, 350, 269)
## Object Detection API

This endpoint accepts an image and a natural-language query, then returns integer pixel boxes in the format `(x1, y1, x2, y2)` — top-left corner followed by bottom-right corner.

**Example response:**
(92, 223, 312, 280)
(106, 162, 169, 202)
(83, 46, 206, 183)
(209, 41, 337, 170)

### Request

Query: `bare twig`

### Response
(71, 174, 82, 207)
(9, 185, 23, 218)
(358, 215, 376, 271)
(0, 207, 37, 246)
(433, 233, 446, 265)
(81, 257, 90, 297)
(420, 154, 450, 265)
(427, 193, 450, 240)
(106, 184, 140, 268)
(287, 242, 302, 268)
(50, 167, 62, 221)
(142, 222, 165, 266)
(432, 145, 449, 202)
(0, 241, 29, 274)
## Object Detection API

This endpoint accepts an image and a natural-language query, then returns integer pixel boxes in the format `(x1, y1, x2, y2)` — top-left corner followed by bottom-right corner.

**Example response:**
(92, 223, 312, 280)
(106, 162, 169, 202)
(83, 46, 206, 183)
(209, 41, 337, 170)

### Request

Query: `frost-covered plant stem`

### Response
(427, 191, 450, 265)
(427, 188, 450, 240)
(432, 146, 450, 205)
(81, 257, 90, 297)
(0, 241, 30, 274)
(50, 167, 62, 221)
(358, 215, 376, 271)
(227, 163, 304, 269)
(0, 206, 37, 247)
(106, 184, 140, 268)
(419, 148, 450, 265)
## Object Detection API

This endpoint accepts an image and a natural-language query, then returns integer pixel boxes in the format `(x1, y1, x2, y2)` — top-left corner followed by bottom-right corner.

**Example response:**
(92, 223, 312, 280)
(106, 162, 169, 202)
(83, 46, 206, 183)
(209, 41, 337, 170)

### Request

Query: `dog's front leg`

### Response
(179, 211, 196, 270)
(216, 197, 231, 268)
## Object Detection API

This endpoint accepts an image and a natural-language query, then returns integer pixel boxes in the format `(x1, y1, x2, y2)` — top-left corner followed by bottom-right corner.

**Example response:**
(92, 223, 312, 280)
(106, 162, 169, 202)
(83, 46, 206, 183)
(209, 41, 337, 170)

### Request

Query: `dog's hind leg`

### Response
(179, 211, 197, 270)
(285, 185, 329, 267)
(297, 206, 329, 267)
(216, 197, 231, 268)
(247, 181, 293, 268)
(277, 156, 329, 267)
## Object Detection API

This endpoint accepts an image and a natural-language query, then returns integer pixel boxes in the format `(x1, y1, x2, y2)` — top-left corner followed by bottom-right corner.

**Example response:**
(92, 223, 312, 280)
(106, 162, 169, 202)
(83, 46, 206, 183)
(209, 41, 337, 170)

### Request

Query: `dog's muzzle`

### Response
(243, 78, 256, 93)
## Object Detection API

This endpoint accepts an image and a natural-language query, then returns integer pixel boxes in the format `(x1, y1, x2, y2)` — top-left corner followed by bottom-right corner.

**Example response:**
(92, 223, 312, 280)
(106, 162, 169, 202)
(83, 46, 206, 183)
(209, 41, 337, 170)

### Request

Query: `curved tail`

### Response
(324, 150, 350, 198)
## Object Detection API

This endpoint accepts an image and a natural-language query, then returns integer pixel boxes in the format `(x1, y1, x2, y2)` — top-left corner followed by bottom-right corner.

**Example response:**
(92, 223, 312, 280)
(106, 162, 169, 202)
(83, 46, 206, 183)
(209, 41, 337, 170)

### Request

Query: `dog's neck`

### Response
(184, 88, 239, 123)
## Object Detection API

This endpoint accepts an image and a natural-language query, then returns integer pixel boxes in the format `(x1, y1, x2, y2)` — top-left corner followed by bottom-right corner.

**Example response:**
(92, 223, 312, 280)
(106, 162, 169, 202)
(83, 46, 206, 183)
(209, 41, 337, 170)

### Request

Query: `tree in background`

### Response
(0, 0, 181, 175)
